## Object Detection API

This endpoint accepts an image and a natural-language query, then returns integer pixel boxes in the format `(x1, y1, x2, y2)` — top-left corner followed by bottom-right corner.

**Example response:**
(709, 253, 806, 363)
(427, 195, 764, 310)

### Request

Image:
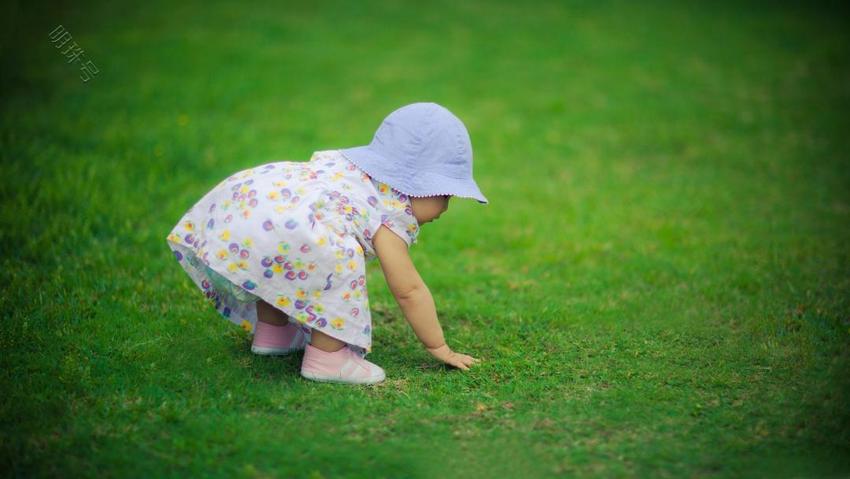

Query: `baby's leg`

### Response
(256, 300, 344, 352)
(252, 301, 307, 354)
(256, 300, 289, 326)
(311, 329, 346, 352)
(257, 300, 345, 353)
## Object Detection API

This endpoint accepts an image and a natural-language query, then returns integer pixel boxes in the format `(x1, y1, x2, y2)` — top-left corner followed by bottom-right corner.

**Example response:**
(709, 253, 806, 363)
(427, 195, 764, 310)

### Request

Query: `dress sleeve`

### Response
(372, 181, 420, 247)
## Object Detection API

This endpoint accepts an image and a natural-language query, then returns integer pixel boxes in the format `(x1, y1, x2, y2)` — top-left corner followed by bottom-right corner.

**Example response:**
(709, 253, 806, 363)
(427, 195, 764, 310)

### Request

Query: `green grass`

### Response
(2, 0, 849, 477)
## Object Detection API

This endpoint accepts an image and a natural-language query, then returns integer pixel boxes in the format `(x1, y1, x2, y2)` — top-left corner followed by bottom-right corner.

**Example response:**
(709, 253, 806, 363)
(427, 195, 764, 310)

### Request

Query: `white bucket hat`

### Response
(337, 102, 488, 204)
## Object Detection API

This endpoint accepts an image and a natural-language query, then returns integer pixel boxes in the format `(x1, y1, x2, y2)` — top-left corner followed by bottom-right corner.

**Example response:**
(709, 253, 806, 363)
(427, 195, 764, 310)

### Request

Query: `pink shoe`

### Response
(251, 320, 307, 355)
(301, 343, 386, 385)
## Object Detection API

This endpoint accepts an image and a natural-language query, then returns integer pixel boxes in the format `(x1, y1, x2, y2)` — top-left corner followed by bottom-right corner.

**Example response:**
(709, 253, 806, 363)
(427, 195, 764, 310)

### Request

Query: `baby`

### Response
(166, 102, 486, 384)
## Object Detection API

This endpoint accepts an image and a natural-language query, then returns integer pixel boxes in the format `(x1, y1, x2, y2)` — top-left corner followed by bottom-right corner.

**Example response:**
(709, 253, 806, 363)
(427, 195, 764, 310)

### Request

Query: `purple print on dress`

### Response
(166, 149, 421, 354)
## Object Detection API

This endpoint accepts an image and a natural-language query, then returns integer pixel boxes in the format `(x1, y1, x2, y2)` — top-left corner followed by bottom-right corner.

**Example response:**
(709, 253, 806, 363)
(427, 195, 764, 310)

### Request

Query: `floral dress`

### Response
(166, 149, 420, 358)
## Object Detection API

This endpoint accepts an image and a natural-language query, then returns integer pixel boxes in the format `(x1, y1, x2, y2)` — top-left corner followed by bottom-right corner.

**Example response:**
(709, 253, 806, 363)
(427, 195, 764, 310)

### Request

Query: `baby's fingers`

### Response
(459, 355, 475, 368)
(455, 354, 479, 370)
(457, 353, 479, 367)
(447, 354, 470, 371)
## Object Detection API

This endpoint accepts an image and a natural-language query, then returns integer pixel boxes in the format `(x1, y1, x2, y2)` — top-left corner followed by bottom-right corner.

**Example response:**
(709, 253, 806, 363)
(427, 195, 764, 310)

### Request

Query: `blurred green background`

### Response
(1, 0, 849, 477)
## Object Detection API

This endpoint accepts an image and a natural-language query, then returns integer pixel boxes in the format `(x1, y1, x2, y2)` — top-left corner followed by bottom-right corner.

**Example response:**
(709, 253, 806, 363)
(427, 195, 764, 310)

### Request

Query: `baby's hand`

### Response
(426, 344, 480, 371)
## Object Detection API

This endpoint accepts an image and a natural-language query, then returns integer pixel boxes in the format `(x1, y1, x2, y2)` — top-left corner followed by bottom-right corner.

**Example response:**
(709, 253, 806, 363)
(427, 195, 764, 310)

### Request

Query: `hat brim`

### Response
(337, 145, 489, 204)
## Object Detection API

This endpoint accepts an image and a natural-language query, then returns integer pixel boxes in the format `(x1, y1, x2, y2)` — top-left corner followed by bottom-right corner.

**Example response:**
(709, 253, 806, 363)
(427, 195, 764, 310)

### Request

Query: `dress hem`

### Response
(166, 237, 373, 357)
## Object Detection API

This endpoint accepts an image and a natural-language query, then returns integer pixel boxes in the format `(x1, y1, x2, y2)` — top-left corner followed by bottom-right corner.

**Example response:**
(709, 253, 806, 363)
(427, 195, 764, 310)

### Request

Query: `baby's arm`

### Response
(372, 225, 479, 370)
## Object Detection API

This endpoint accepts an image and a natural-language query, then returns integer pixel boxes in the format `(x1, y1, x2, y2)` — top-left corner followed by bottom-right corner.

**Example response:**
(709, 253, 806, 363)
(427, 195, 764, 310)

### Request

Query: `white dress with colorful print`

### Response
(166, 149, 420, 358)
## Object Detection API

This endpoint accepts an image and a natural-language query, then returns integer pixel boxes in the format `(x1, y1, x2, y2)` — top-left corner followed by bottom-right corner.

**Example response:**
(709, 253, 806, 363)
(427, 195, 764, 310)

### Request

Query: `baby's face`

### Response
(411, 195, 450, 225)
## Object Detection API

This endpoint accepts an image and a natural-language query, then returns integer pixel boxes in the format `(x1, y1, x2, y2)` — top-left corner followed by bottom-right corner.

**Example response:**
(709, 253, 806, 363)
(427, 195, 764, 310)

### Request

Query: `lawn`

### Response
(1, 0, 849, 477)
